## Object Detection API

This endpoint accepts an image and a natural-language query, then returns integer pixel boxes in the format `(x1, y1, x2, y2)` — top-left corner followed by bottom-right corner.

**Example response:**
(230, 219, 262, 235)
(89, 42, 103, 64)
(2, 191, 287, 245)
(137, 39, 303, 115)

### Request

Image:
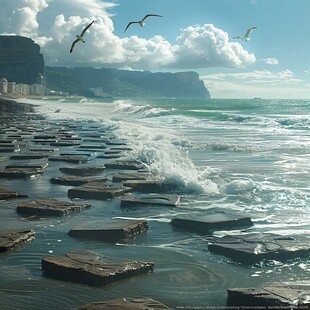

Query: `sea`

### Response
(0, 97, 309, 309)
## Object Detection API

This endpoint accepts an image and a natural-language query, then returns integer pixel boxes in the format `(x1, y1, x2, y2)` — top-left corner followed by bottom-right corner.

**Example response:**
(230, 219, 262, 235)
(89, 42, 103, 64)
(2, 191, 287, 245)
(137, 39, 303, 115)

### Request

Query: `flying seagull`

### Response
(125, 14, 162, 32)
(70, 20, 94, 53)
(232, 27, 258, 42)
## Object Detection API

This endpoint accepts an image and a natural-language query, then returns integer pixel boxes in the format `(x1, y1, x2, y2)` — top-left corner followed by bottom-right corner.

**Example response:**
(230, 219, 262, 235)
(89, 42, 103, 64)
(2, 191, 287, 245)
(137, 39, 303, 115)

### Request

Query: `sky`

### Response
(1, 0, 310, 99)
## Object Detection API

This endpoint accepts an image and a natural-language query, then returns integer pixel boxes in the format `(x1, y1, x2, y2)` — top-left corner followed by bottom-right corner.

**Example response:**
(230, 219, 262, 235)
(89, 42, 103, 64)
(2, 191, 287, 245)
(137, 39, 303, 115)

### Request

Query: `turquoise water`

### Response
(0, 97, 309, 309)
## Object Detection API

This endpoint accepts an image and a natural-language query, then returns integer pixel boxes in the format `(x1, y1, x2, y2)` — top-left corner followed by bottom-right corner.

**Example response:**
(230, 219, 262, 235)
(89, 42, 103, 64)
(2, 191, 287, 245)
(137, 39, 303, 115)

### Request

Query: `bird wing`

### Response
(141, 14, 163, 22)
(125, 21, 138, 32)
(244, 27, 257, 38)
(70, 38, 80, 53)
(232, 36, 242, 40)
(80, 20, 94, 36)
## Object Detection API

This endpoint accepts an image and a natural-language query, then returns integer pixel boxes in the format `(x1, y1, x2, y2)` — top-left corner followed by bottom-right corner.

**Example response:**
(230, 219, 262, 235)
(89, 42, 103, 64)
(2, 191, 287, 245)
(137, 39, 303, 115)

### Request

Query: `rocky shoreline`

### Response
(0, 97, 309, 309)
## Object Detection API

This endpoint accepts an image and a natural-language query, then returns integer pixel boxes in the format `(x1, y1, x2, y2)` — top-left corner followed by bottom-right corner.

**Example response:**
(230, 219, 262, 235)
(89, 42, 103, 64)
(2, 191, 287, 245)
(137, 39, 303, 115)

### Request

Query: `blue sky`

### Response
(1, 0, 310, 99)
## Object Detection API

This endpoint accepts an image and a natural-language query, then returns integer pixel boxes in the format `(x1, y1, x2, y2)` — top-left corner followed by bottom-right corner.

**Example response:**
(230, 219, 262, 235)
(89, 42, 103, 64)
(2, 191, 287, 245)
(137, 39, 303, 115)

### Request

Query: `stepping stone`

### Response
(112, 172, 150, 182)
(110, 147, 133, 151)
(32, 139, 58, 144)
(10, 153, 49, 160)
(50, 141, 81, 147)
(50, 175, 108, 186)
(59, 166, 105, 176)
(0, 139, 17, 144)
(41, 249, 154, 286)
(123, 180, 174, 193)
(60, 152, 94, 157)
(0, 229, 35, 253)
(17, 198, 91, 216)
(0, 168, 44, 178)
(171, 213, 253, 235)
(121, 194, 181, 208)
(0, 187, 28, 200)
(79, 145, 107, 150)
(97, 154, 123, 159)
(105, 160, 145, 171)
(0, 147, 19, 152)
(68, 219, 148, 242)
(73, 297, 172, 310)
(48, 155, 89, 164)
(105, 141, 128, 146)
(33, 134, 57, 140)
(28, 147, 58, 152)
(227, 283, 310, 307)
(208, 234, 310, 264)
(68, 182, 132, 200)
(6, 162, 48, 170)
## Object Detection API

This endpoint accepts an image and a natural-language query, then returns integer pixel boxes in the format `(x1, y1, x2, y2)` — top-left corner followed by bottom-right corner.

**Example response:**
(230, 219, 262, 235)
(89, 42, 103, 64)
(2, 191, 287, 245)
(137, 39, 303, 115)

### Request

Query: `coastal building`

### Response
(7, 81, 16, 94)
(0, 77, 8, 94)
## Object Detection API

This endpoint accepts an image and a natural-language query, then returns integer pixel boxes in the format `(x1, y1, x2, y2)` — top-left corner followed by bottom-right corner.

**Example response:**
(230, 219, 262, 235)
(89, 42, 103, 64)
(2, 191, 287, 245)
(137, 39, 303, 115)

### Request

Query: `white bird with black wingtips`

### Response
(125, 14, 162, 32)
(70, 20, 94, 53)
(232, 26, 258, 42)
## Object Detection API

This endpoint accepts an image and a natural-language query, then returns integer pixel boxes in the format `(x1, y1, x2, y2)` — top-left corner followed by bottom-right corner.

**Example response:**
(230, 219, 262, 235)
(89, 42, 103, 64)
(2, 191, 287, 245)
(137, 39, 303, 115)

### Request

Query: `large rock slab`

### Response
(105, 160, 145, 171)
(17, 198, 91, 216)
(48, 155, 89, 164)
(68, 182, 132, 200)
(50, 175, 108, 186)
(121, 194, 180, 208)
(0, 187, 28, 200)
(59, 166, 105, 176)
(41, 250, 154, 286)
(208, 234, 310, 264)
(0, 229, 35, 252)
(227, 283, 310, 307)
(112, 172, 150, 183)
(10, 153, 49, 160)
(6, 162, 48, 170)
(68, 219, 148, 242)
(73, 297, 172, 310)
(123, 180, 176, 193)
(171, 213, 253, 234)
(0, 168, 44, 178)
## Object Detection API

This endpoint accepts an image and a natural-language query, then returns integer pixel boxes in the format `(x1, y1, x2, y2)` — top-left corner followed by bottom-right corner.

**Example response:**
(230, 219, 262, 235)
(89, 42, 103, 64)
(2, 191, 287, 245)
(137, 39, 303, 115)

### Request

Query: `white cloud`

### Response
(203, 70, 308, 99)
(0, 0, 257, 70)
(263, 57, 279, 65)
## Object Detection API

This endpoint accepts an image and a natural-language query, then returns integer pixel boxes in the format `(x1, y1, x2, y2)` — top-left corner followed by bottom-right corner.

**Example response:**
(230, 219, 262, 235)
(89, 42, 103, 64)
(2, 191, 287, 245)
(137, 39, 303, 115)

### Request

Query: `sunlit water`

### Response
(0, 97, 309, 309)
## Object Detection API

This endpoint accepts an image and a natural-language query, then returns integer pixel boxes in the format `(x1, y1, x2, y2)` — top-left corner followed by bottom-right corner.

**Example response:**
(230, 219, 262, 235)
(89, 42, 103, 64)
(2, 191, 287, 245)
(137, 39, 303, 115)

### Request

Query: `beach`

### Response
(0, 97, 309, 309)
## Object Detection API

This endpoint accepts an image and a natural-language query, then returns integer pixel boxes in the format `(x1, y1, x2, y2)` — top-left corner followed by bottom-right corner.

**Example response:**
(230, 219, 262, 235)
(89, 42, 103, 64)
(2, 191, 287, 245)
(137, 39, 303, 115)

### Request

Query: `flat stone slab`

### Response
(68, 182, 132, 200)
(68, 219, 148, 242)
(0, 187, 28, 200)
(59, 166, 105, 176)
(123, 180, 175, 193)
(50, 175, 108, 186)
(0, 168, 44, 178)
(6, 162, 48, 169)
(78, 145, 107, 150)
(112, 172, 150, 183)
(171, 213, 253, 234)
(208, 234, 310, 264)
(0, 229, 35, 253)
(41, 250, 154, 286)
(28, 147, 58, 152)
(50, 141, 81, 147)
(105, 160, 145, 171)
(227, 283, 310, 307)
(10, 153, 49, 160)
(73, 297, 172, 310)
(121, 194, 181, 208)
(48, 155, 89, 164)
(17, 198, 91, 216)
